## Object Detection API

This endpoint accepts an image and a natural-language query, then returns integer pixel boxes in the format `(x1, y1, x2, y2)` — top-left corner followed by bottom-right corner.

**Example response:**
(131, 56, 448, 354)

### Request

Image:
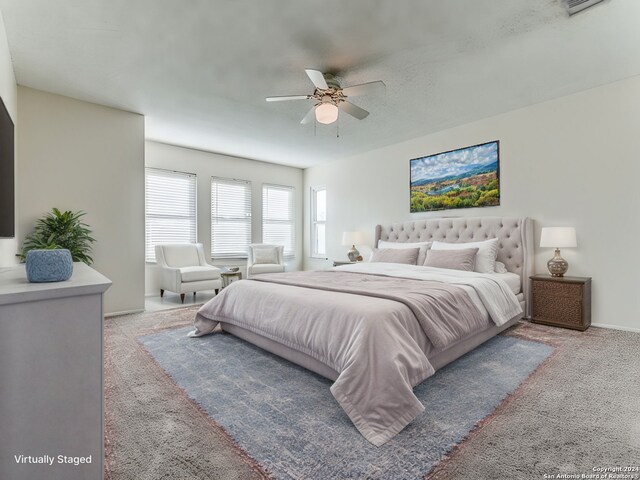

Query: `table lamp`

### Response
(540, 227, 577, 277)
(342, 231, 366, 262)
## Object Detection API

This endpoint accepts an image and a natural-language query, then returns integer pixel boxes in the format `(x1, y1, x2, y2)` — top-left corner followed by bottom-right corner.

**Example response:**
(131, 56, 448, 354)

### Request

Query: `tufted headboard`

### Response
(375, 217, 533, 315)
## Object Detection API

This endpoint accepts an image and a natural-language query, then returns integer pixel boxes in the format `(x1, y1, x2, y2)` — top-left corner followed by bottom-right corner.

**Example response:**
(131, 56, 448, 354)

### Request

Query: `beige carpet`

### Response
(105, 308, 640, 479)
(104, 307, 267, 480)
(428, 322, 640, 479)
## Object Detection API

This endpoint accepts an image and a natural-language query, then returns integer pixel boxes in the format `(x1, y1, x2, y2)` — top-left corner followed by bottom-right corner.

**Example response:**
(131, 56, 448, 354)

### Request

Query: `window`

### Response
(311, 186, 326, 258)
(211, 177, 252, 258)
(145, 168, 197, 262)
(262, 184, 295, 257)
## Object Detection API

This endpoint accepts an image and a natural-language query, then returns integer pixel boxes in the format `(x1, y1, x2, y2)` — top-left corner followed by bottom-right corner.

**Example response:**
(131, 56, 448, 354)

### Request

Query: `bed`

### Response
(191, 216, 533, 446)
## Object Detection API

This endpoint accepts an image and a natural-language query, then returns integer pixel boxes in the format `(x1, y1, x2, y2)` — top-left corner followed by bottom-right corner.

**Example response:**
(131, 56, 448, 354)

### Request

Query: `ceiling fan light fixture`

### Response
(266, 69, 381, 127)
(315, 102, 339, 124)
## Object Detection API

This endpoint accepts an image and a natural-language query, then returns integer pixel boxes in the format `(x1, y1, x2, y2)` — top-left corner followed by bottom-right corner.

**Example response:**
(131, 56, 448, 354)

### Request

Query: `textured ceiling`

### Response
(1, 0, 640, 167)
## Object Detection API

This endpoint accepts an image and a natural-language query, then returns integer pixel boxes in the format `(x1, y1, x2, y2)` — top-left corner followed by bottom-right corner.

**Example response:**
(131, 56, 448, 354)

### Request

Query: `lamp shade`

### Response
(315, 103, 339, 124)
(540, 227, 577, 248)
(342, 231, 366, 246)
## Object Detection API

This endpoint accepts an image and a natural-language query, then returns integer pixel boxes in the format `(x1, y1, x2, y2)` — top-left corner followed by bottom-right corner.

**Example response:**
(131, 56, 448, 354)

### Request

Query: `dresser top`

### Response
(0, 262, 111, 306)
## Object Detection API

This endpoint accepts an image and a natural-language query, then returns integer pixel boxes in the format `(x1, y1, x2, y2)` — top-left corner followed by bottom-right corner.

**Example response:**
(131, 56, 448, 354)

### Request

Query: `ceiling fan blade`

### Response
(300, 105, 317, 124)
(339, 101, 369, 120)
(341, 80, 386, 97)
(305, 69, 328, 90)
(266, 95, 311, 102)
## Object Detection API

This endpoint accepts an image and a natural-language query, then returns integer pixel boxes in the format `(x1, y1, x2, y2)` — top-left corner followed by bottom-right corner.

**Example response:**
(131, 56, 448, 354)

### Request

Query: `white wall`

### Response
(304, 75, 640, 331)
(145, 141, 303, 296)
(0, 10, 17, 266)
(17, 87, 145, 315)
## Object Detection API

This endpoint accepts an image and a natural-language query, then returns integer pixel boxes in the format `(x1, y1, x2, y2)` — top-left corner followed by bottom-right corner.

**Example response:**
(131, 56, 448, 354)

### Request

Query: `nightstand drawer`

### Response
(532, 280, 582, 299)
(532, 296, 583, 328)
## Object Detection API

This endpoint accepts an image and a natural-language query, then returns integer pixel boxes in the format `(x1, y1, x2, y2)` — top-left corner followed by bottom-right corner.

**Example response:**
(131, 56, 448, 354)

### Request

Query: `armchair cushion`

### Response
(248, 264, 285, 275)
(179, 266, 221, 283)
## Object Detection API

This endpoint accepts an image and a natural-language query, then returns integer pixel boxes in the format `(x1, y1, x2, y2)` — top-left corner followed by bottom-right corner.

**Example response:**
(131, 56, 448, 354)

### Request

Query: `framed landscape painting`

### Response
(410, 141, 500, 212)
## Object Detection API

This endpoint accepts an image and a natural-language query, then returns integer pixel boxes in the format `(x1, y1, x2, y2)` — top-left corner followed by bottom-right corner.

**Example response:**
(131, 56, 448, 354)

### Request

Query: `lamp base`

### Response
(347, 245, 360, 262)
(547, 249, 569, 277)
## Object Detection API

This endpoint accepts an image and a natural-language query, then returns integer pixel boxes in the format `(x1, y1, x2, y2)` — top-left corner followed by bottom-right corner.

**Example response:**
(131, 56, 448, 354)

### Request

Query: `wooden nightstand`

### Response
(333, 260, 356, 267)
(530, 275, 592, 331)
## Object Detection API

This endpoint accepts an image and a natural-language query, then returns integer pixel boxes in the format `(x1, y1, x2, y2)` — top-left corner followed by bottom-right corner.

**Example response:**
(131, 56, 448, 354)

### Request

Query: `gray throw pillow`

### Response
(423, 248, 479, 271)
(370, 248, 420, 265)
(253, 247, 278, 264)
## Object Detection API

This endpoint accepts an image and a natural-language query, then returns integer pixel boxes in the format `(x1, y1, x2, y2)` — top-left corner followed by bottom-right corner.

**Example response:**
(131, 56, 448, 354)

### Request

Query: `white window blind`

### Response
(211, 177, 252, 258)
(311, 186, 326, 258)
(262, 184, 295, 257)
(145, 168, 197, 262)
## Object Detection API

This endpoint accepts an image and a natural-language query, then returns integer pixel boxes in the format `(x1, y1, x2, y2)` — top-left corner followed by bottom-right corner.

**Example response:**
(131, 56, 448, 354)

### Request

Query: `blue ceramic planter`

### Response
(25, 249, 74, 283)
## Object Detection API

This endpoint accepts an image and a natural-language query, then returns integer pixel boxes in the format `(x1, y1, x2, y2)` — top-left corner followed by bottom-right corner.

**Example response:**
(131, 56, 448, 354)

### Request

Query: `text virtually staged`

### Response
(13, 454, 93, 467)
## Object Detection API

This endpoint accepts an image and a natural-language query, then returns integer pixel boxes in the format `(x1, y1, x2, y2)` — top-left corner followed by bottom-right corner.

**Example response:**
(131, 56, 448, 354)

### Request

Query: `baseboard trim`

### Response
(591, 322, 640, 333)
(105, 308, 144, 318)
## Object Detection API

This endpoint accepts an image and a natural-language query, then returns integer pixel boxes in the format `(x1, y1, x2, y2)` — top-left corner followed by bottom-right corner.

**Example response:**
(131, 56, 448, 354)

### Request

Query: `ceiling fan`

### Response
(266, 69, 385, 125)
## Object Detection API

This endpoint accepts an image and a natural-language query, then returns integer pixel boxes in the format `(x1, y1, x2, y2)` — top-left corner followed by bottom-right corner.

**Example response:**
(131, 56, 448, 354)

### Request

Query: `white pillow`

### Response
(431, 238, 499, 274)
(252, 247, 278, 265)
(377, 240, 432, 265)
(494, 261, 508, 274)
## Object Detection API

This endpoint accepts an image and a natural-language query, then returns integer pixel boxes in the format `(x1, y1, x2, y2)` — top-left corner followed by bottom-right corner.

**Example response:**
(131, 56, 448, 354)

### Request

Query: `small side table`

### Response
(221, 269, 242, 288)
(530, 274, 592, 331)
(333, 260, 356, 267)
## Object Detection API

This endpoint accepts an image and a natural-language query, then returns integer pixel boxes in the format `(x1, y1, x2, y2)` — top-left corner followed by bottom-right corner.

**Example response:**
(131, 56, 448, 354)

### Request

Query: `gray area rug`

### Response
(139, 326, 553, 479)
(105, 308, 640, 480)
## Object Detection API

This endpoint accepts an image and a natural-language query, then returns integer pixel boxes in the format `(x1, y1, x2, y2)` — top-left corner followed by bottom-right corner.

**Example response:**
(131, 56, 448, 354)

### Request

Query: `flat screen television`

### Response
(0, 96, 14, 238)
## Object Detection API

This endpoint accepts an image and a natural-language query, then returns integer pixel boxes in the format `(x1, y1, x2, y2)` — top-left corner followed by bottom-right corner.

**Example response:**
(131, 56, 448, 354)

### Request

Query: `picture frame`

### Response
(410, 141, 500, 213)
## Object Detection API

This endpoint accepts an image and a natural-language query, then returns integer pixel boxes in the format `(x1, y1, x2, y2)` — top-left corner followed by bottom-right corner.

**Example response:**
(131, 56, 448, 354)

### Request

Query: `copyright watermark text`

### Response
(543, 466, 640, 480)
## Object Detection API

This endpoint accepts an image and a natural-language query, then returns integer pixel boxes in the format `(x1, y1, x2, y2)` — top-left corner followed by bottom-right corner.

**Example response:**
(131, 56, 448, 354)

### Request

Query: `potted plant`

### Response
(19, 208, 95, 282)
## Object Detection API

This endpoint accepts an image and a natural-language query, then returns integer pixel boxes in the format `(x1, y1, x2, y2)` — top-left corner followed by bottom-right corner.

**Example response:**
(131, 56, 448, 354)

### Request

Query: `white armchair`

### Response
(155, 243, 222, 303)
(247, 244, 285, 278)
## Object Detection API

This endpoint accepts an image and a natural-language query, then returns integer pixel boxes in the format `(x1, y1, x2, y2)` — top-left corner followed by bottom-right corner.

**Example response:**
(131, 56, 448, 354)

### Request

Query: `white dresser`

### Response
(0, 262, 111, 480)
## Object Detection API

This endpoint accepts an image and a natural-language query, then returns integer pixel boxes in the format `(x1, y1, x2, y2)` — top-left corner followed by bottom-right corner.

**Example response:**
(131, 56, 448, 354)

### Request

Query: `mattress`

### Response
(493, 272, 521, 295)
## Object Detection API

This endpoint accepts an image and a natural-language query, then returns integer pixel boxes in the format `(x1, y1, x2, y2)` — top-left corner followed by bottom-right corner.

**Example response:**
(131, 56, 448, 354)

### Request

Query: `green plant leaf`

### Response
(19, 208, 96, 265)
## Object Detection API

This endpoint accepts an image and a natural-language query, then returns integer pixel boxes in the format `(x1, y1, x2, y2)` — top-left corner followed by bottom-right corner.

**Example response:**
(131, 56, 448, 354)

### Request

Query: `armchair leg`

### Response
(160, 289, 164, 298)
(180, 293, 185, 303)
